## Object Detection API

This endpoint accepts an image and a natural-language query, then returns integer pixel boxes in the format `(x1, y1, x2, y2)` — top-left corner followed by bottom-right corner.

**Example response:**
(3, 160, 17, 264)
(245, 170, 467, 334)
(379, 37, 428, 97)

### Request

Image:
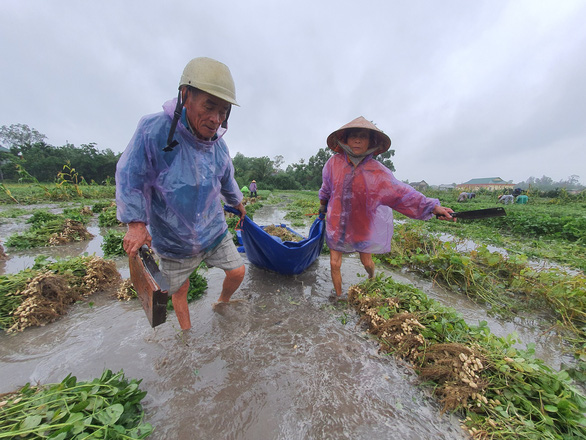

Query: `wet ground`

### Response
(0, 202, 576, 439)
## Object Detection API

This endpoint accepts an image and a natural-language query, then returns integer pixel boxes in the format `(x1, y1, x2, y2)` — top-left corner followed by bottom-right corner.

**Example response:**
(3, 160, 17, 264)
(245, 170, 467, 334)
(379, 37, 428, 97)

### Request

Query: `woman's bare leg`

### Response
(330, 249, 343, 296)
(359, 252, 375, 279)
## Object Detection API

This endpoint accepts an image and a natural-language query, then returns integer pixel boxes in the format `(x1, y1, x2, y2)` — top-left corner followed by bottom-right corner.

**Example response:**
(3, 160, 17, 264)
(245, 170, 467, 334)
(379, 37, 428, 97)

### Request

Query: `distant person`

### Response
(498, 194, 514, 205)
(318, 116, 455, 298)
(458, 192, 470, 202)
(116, 57, 247, 330)
(249, 180, 257, 197)
(457, 192, 476, 202)
(515, 194, 528, 204)
(513, 187, 522, 197)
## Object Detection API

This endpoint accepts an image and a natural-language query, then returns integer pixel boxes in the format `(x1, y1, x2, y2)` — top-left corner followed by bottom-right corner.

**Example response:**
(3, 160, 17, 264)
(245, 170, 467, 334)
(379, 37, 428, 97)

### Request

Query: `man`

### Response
(116, 57, 246, 330)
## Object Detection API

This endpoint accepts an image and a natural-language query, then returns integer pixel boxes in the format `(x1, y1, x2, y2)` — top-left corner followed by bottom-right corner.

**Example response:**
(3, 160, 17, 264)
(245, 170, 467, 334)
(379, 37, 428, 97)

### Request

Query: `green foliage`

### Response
(417, 194, 586, 271)
(282, 192, 320, 220)
(243, 200, 263, 220)
(0, 207, 28, 218)
(6, 209, 91, 249)
(354, 276, 586, 439)
(0, 369, 152, 439)
(55, 162, 88, 198)
(0, 270, 32, 329)
(0, 183, 114, 205)
(92, 201, 114, 213)
(61, 206, 92, 224)
(2, 139, 119, 185)
(283, 148, 332, 191)
(0, 183, 19, 203)
(99, 205, 121, 227)
(385, 222, 586, 351)
(102, 230, 125, 257)
(6, 210, 65, 249)
(0, 123, 47, 148)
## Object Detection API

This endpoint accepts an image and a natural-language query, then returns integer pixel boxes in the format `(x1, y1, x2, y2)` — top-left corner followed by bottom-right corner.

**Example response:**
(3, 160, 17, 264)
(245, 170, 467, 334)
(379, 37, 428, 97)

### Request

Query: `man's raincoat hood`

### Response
(116, 98, 242, 259)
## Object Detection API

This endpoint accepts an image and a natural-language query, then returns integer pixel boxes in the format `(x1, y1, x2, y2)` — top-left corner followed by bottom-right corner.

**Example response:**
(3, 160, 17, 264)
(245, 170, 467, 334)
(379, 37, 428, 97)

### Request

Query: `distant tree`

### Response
(518, 175, 584, 192)
(305, 148, 332, 189)
(266, 172, 302, 190)
(250, 156, 274, 182)
(375, 149, 395, 171)
(232, 153, 276, 189)
(0, 124, 47, 149)
(284, 149, 332, 190)
(564, 175, 582, 188)
(273, 155, 285, 170)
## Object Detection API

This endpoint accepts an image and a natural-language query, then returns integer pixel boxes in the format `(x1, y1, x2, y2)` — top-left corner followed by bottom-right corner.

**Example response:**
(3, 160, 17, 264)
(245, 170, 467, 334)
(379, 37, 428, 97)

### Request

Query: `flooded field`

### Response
(0, 202, 576, 439)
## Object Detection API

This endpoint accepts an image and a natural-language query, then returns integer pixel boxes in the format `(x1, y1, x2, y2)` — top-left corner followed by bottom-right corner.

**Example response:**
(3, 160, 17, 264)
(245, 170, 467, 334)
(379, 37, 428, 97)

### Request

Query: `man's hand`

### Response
(433, 205, 456, 222)
(234, 202, 247, 220)
(123, 222, 152, 256)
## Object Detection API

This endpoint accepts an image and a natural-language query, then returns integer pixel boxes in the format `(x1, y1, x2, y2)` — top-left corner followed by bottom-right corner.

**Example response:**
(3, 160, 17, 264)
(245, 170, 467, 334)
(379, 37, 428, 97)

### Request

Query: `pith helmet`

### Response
(326, 116, 391, 155)
(180, 57, 239, 106)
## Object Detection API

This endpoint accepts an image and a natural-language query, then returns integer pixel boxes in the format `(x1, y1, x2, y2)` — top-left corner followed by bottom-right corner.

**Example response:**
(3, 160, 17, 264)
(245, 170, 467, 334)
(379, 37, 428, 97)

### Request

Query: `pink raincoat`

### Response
(319, 153, 439, 254)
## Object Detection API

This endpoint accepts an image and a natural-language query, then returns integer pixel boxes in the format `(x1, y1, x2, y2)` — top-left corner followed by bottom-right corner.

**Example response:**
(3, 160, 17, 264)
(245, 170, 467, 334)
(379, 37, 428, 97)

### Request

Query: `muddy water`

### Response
(0, 202, 574, 439)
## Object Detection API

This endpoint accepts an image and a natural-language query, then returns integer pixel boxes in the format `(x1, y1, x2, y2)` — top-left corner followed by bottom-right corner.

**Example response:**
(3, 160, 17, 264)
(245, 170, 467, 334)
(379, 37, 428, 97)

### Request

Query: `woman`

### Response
(318, 116, 454, 298)
(249, 180, 257, 197)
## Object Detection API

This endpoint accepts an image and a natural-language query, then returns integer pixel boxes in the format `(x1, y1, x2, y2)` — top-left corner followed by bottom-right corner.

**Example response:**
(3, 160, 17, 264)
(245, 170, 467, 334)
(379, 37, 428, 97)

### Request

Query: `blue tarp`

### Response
(224, 206, 325, 275)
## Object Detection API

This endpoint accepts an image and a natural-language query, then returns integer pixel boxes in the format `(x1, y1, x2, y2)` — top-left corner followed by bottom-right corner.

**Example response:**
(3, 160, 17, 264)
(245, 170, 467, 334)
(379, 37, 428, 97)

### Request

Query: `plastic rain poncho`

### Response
(116, 98, 243, 259)
(319, 153, 439, 254)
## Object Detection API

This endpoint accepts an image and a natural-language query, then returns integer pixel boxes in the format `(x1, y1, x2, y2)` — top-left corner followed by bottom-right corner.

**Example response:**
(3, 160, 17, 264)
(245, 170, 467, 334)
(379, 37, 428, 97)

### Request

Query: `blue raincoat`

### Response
(116, 98, 243, 259)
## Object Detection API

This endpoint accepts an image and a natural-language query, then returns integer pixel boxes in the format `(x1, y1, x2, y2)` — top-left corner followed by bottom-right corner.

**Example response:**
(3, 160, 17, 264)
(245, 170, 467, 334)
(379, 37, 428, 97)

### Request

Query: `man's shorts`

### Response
(158, 234, 243, 295)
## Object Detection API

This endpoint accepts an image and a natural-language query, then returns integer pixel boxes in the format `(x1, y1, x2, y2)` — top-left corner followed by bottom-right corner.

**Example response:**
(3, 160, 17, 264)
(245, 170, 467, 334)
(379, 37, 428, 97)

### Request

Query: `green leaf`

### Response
(70, 400, 90, 412)
(127, 424, 154, 439)
(544, 405, 558, 413)
(95, 403, 124, 426)
(66, 412, 84, 424)
(21, 414, 43, 429)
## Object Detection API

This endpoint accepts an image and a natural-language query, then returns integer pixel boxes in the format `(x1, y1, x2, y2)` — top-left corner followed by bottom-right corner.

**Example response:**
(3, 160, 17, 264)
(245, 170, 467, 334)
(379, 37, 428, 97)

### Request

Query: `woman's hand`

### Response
(433, 205, 456, 222)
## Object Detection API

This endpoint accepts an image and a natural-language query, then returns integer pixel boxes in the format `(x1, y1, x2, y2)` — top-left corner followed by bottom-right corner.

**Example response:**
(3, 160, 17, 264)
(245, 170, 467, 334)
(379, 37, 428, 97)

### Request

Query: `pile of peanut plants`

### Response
(350, 276, 586, 439)
(384, 222, 586, 366)
(5, 209, 92, 250)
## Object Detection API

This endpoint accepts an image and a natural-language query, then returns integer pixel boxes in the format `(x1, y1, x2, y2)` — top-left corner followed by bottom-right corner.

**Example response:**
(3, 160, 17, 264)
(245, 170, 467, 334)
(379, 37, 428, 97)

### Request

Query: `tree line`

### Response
(0, 123, 396, 190)
(1, 124, 581, 193)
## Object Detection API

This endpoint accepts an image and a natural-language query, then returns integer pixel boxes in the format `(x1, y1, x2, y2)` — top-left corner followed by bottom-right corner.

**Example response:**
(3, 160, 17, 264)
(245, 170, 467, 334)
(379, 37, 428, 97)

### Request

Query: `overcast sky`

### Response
(1, 0, 585, 186)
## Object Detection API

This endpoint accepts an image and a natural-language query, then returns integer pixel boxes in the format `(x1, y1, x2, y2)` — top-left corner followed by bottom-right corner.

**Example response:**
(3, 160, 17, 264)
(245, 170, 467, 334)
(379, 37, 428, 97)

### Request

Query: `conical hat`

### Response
(326, 116, 391, 155)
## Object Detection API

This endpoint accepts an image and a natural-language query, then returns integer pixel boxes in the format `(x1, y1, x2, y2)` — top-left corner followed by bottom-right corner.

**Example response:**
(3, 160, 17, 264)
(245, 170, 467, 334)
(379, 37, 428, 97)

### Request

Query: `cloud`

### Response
(1, 0, 585, 185)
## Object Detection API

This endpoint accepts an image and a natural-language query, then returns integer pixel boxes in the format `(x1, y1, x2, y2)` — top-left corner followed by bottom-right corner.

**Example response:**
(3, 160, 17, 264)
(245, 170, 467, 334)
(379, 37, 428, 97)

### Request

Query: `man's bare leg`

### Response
(330, 250, 343, 296)
(359, 252, 375, 279)
(171, 279, 191, 330)
(217, 265, 245, 303)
